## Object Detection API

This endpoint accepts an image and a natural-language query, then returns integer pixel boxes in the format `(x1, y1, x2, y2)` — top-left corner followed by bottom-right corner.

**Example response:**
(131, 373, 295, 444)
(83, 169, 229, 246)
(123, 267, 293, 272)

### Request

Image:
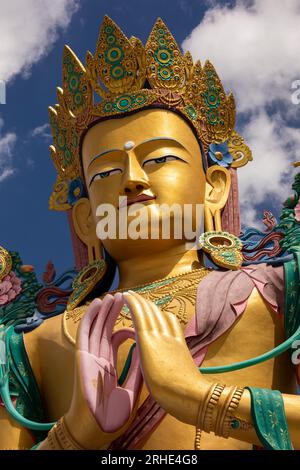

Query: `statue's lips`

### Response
(119, 194, 156, 208)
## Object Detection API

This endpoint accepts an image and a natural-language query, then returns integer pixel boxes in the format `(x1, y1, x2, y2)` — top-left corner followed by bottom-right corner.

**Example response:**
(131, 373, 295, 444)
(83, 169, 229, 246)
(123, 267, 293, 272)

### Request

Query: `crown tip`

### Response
(101, 14, 118, 30)
(48, 106, 57, 115)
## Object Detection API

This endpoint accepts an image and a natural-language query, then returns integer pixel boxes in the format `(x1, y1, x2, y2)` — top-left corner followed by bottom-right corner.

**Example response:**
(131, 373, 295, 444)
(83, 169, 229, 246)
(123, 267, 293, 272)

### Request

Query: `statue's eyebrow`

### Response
(88, 148, 121, 168)
(88, 137, 183, 168)
(137, 137, 183, 148)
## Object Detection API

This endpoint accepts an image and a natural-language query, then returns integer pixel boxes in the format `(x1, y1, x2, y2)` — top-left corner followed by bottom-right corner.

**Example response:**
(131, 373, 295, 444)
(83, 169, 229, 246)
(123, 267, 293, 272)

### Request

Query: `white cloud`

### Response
(0, 0, 79, 82)
(0, 0, 79, 184)
(30, 123, 51, 140)
(238, 111, 297, 226)
(182, 0, 300, 227)
(0, 167, 15, 183)
(0, 118, 17, 182)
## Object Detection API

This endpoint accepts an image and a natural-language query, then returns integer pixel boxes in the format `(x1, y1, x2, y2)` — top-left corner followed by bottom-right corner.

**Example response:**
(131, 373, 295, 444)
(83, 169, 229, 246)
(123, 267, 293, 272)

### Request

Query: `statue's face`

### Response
(80, 109, 206, 259)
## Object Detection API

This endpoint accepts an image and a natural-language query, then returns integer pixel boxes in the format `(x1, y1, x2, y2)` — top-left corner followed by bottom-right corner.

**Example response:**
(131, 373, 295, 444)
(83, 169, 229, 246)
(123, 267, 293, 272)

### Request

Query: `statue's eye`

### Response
(89, 168, 122, 187)
(143, 155, 181, 167)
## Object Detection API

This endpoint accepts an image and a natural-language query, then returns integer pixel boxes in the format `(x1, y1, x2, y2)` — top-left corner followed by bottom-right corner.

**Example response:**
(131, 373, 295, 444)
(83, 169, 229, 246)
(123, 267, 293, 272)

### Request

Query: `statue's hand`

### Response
(65, 293, 143, 449)
(123, 290, 207, 426)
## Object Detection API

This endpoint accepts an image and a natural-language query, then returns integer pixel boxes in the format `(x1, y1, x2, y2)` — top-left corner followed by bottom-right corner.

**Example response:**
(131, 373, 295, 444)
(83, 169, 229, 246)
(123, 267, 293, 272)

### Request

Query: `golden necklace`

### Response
(63, 267, 211, 344)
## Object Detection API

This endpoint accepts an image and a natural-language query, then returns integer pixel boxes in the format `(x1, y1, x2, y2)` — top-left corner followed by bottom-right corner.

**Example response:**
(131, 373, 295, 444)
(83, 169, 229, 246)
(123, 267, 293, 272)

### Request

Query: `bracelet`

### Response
(196, 382, 225, 433)
(223, 387, 244, 437)
(47, 417, 86, 450)
(194, 383, 245, 449)
(203, 383, 226, 433)
(195, 382, 225, 449)
(47, 424, 63, 450)
(214, 386, 244, 438)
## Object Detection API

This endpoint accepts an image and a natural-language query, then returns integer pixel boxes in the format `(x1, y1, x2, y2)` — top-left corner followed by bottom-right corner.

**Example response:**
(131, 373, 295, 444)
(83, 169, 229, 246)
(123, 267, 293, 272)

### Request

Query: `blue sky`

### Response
(0, 0, 300, 278)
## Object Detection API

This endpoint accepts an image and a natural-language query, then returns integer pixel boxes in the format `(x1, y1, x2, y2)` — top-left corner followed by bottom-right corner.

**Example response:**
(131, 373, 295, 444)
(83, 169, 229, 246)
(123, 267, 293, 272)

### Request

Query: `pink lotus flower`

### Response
(0, 272, 22, 306)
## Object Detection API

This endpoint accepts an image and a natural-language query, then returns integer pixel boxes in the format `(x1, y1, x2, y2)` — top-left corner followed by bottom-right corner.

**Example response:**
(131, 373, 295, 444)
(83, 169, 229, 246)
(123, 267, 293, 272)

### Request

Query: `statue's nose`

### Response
(121, 154, 151, 195)
(124, 180, 150, 194)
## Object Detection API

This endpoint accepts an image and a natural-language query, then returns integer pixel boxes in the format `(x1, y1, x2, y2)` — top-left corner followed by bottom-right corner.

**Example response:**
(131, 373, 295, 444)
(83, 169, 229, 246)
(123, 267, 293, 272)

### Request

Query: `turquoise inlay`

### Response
(185, 105, 197, 121)
(105, 46, 123, 65)
(120, 98, 129, 107)
(105, 26, 113, 34)
(156, 296, 172, 306)
(134, 278, 174, 293)
(230, 420, 240, 430)
(69, 75, 79, 91)
(111, 66, 125, 79)
(106, 34, 116, 45)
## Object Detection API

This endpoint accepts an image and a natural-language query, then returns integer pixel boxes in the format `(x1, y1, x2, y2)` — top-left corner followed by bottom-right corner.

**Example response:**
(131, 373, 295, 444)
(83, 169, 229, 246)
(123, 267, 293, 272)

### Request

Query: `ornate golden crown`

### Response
(49, 16, 252, 211)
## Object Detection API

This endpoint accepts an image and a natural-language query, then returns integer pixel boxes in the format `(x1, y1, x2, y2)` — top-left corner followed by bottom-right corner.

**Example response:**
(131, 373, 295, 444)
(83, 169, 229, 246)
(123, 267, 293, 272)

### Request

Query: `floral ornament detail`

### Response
(0, 272, 22, 306)
(199, 231, 243, 270)
(67, 259, 107, 310)
(208, 142, 233, 168)
(67, 178, 86, 205)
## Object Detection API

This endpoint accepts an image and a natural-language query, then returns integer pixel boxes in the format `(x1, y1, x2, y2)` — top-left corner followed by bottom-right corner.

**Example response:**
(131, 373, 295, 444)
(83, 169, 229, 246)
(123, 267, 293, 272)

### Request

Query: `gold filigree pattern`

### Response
(198, 61, 236, 146)
(62, 46, 93, 116)
(48, 177, 71, 211)
(95, 17, 145, 94)
(146, 17, 185, 91)
(116, 267, 209, 327)
(63, 267, 211, 344)
(228, 130, 253, 168)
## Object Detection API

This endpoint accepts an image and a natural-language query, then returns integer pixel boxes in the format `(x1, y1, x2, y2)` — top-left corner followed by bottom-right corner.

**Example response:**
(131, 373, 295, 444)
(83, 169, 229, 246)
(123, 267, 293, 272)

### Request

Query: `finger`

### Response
(103, 363, 117, 395)
(99, 365, 115, 418)
(111, 328, 135, 368)
(124, 291, 156, 331)
(123, 346, 143, 396)
(96, 369, 103, 409)
(130, 292, 183, 340)
(98, 292, 124, 361)
(79, 298, 102, 352)
(151, 302, 184, 338)
(167, 311, 185, 338)
(145, 295, 184, 338)
(122, 292, 153, 332)
(89, 294, 114, 355)
(129, 291, 159, 331)
(145, 297, 170, 334)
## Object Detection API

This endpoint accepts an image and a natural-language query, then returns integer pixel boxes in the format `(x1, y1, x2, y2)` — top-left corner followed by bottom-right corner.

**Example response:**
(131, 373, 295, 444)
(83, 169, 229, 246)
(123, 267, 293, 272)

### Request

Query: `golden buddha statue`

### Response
(0, 16, 300, 451)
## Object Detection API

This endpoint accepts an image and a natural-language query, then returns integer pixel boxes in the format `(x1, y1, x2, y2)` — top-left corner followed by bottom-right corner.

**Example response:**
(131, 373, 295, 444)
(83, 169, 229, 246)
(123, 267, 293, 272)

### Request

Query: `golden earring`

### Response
(199, 231, 243, 270)
(67, 259, 108, 311)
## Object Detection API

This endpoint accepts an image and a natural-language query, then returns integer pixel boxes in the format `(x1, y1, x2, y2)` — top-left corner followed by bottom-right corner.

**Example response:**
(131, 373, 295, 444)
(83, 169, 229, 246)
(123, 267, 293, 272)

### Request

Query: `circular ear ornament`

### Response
(0, 246, 12, 282)
(199, 231, 243, 270)
(67, 259, 107, 310)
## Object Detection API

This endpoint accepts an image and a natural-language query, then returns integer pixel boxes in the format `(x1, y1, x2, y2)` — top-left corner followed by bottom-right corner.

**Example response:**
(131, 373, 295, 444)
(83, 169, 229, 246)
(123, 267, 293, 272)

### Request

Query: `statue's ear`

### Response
(72, 197, 101, 262)
(204, 165, 231, 232)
